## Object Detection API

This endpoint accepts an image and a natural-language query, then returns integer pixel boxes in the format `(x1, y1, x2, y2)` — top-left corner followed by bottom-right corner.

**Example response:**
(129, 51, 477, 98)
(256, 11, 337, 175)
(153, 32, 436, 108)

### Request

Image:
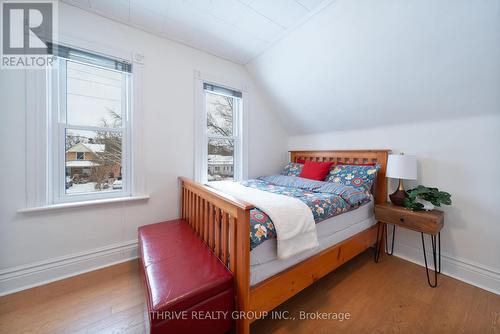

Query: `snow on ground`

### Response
(66, 182, 98, 194)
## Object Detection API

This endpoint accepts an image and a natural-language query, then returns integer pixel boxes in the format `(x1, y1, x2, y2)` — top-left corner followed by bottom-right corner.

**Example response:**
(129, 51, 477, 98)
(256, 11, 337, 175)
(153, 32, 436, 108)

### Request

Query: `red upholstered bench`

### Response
(139, 219, 234, 334)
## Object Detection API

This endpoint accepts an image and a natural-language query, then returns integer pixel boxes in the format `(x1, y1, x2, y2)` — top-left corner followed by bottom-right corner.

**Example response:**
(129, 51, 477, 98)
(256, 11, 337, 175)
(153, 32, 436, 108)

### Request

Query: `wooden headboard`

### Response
(289, 150, 391, 204)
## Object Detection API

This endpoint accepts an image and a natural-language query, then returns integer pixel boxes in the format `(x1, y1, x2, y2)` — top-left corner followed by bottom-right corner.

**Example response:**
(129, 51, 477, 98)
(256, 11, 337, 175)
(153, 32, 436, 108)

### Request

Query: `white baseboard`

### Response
(0, 240, 138, 297)
(392, 242, 500, 295)
(1, 239, 498, 297)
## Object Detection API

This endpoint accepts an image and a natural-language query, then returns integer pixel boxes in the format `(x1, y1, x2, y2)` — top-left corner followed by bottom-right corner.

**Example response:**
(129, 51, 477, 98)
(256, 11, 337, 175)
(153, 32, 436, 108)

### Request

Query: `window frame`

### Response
(22, 36, 148, 212)
(194, 71, 248, 184)
(204, 86, 242, 183)
(49, 55, 132, 204)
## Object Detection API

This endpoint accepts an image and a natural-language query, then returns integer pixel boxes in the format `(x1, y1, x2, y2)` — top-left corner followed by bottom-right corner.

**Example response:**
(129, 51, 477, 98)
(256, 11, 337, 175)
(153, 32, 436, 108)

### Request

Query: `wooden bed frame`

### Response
(179, 150, 390, 334)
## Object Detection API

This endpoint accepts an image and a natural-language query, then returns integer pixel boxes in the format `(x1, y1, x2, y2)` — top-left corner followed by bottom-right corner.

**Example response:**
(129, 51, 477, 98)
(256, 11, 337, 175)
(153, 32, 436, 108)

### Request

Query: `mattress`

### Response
(250, 199, 376, 286)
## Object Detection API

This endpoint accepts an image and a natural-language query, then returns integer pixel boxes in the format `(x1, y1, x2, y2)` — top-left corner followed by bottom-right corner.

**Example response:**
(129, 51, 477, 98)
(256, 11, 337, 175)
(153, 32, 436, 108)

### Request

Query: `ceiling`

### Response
(246, 0, 500, 134)
(61, 0, 332, 64)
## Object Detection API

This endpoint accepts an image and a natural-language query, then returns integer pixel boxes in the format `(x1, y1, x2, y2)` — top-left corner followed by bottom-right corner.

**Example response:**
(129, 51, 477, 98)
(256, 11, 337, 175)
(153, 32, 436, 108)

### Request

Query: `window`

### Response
(50, 44, 132, 202)
(204, 83, 242, 182)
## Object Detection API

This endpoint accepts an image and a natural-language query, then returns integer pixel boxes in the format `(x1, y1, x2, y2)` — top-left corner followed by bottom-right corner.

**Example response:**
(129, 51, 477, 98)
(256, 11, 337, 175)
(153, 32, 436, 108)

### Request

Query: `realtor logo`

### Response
(1, 0, 57, 68)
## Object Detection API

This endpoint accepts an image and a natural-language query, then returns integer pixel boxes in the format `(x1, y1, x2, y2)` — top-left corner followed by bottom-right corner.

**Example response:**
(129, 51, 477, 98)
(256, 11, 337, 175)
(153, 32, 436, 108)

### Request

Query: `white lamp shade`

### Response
(386, 154, 417, 180)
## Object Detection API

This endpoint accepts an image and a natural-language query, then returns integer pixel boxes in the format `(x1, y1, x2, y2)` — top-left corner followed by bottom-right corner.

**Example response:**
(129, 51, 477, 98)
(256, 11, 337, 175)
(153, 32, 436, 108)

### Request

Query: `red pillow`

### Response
(296, 159, 306, 164)
(299, 161, 334, 181)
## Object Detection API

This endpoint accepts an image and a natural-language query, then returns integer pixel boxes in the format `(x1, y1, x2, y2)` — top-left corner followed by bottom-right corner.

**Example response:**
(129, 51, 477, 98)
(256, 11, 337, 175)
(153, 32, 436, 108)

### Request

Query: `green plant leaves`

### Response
(404, 185, 452, 211)
(403, 198, 424, 211)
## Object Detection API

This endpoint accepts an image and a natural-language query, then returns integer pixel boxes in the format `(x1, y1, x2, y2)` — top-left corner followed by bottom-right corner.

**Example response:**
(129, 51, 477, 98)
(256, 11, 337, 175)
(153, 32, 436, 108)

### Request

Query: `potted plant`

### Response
(404, 185, 452, 211)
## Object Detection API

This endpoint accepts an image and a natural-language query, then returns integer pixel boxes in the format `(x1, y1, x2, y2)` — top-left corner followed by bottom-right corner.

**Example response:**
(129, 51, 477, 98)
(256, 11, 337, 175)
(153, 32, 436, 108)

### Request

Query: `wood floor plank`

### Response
(0, 253, 498, 334)
(251, 251, 500, 334)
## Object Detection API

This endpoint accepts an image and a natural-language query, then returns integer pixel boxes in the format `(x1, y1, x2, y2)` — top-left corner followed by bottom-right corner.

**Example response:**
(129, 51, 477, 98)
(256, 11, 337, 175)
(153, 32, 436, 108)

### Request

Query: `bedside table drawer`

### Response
(374, 204, 443, 234)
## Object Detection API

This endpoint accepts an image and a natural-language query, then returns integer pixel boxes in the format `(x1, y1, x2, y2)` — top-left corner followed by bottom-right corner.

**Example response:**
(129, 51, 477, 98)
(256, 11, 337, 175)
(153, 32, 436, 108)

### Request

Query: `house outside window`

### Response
(50, 44, 132, 202)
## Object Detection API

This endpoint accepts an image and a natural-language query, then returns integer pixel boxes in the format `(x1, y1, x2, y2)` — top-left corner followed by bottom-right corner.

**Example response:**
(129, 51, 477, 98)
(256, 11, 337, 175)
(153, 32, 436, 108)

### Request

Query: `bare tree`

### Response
(90, 109, 122, 190)
(65, 133, 90, 151)
(207, 95, 234, 156)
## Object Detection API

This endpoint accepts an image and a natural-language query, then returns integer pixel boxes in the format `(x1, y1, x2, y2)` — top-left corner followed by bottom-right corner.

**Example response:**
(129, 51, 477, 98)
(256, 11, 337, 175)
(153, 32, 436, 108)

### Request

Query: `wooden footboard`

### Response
(179, 177, 253, 334)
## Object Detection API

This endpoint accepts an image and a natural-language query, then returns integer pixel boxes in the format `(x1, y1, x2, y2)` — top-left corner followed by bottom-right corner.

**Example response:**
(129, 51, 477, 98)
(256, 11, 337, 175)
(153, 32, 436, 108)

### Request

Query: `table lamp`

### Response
(386, 153, 417, 206)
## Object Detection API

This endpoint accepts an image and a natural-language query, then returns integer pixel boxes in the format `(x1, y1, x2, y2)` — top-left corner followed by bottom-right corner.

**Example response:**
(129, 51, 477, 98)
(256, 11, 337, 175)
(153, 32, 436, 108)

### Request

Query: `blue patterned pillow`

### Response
(258, 175, 326, 191)
(280, 162, 303, 177)
(256, 175, 370, 206)
(315, 182, 370, 206)
(325, 164, 381, 192)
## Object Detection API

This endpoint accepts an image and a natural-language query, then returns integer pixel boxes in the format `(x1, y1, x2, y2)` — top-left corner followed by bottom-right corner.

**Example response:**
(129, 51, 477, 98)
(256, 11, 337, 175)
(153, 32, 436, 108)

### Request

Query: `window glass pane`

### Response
(206, 92, 234, 137)
(65, 129, 122, 194)
(66, 61, 124, 128)
(208, 138, 234, 181)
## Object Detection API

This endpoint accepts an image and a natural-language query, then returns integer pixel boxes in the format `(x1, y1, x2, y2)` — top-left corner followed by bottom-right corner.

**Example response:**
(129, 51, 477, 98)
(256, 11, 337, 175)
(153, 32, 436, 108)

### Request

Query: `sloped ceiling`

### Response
(246, 0, 500, 135)
(61, 0, 332, 64)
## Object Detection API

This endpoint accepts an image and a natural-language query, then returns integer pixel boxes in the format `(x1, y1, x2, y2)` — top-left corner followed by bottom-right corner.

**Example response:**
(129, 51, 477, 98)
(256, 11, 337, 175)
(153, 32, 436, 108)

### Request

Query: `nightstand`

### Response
(374, 202, 444, 287)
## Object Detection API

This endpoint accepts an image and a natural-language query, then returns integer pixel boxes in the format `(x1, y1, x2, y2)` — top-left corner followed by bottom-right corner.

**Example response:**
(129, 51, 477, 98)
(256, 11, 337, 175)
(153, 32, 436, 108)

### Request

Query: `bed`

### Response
(179, 150, 389, 334)
(250, 197, 376, 285)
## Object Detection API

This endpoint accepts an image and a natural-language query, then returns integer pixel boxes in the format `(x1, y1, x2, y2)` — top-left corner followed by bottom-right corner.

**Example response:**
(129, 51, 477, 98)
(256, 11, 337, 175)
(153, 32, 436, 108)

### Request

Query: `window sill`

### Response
(18, 195, 150, 213)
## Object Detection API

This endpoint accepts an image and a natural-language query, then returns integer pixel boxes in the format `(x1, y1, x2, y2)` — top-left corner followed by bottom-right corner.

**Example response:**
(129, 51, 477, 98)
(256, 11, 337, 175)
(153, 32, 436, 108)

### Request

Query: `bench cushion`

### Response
(139, 219, 234, 333)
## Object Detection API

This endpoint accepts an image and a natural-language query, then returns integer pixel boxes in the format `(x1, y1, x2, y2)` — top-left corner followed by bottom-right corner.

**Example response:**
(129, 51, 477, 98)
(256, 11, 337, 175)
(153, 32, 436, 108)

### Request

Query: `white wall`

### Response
(289, 114, 500, 293)
(0, 4, 287, 295)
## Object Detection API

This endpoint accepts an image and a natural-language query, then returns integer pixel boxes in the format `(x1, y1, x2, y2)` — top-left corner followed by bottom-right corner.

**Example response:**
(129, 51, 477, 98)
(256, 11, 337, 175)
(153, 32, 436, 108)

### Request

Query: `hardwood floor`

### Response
(0, 261, 147, 334)
(1, 251, 498, 334)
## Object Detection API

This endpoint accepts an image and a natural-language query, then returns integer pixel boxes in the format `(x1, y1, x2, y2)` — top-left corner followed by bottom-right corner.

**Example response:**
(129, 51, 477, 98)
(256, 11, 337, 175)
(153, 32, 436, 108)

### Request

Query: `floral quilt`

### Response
(241, 176, 370, 250)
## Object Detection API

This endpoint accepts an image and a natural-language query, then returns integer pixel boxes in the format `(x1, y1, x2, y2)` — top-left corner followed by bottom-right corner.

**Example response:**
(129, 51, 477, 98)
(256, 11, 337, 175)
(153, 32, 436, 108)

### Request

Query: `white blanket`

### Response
(209, 181, 319, 259)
